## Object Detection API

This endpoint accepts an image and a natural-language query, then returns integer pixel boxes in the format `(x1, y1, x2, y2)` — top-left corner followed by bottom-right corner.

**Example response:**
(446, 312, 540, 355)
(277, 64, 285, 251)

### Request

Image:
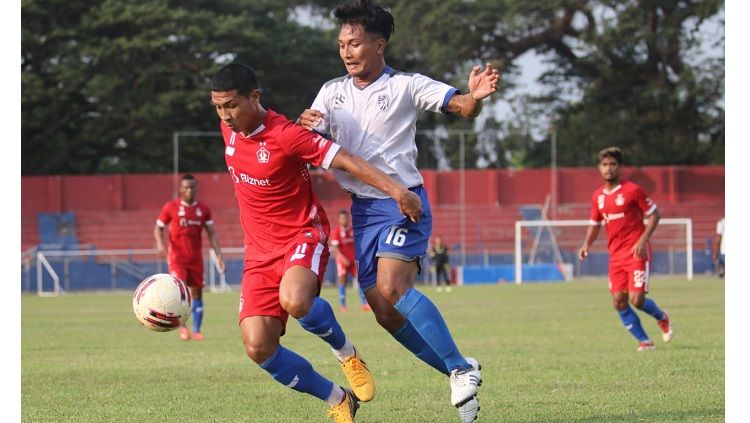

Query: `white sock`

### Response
(326, 385, 345, 406)
(332, 338, 356, 362)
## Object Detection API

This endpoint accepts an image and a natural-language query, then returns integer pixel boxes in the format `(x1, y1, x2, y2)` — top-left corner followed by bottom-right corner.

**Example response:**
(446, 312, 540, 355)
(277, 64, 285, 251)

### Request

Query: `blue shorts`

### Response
(350, 185, 432, 291)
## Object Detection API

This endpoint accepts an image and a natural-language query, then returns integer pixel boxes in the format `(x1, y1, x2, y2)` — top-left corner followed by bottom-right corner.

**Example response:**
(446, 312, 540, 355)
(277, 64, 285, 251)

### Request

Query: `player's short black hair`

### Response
(598, 147, 624, 165)
(334, 0, 395, 41)
(181, 174, 196, 182)
(210, 63, 258, 96)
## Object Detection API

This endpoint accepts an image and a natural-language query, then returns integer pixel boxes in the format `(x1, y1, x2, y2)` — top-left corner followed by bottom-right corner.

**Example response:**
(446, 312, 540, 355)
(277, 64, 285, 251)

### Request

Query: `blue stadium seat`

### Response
(37, 212, 79, 249)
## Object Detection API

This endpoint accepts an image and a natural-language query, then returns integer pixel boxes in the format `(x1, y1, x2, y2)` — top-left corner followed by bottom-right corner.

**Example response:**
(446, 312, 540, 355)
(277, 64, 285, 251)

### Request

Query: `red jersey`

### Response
(221, 109, 341, 261)
(589, 180, 657, 260)
(330, 224, 356, 263)
(157, 199, 213, 265)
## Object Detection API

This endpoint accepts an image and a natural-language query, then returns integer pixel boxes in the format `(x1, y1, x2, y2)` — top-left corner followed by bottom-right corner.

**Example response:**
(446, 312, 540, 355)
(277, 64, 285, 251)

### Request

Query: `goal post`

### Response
(514, 218, 693, 284)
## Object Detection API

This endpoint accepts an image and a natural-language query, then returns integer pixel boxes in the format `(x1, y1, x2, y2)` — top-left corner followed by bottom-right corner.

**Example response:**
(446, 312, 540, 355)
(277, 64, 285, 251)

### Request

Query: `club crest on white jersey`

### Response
(377, 94, 389, 110)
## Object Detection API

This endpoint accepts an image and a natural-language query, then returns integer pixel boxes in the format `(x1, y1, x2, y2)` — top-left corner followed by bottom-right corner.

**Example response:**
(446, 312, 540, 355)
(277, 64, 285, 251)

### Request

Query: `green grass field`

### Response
(22, 277, 724, 422)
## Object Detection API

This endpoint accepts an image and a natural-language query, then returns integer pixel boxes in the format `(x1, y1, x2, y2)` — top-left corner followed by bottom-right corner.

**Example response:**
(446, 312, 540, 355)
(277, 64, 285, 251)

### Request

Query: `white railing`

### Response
(514, 218, 693, 284)
(27, 248, 226, 296)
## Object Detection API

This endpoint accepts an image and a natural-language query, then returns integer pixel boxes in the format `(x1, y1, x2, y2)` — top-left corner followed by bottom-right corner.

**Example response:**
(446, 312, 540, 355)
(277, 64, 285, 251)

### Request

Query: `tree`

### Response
(22, 0, 342, 174)
(386, 0, 724, 167)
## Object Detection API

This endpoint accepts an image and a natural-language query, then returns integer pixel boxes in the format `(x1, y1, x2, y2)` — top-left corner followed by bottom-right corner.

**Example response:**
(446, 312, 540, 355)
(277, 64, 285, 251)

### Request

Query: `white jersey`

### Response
(311, 66, 458, 199)
(716, 218, 725, 255)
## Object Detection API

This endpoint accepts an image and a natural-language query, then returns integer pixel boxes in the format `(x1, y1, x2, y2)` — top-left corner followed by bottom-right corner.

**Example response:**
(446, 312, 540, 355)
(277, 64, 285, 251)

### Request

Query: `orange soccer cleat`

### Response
(179, 326, 191, 341)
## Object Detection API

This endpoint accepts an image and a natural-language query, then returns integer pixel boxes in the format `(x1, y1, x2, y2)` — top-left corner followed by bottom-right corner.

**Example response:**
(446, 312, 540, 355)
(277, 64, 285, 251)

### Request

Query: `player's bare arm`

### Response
(331, 245, 350, 266)
(578, 224, 601, 261)
(329, 148, 422, 222)
(632, 208, 661, 259)
(445, 63, 501, 118)
(153, 224, 167, 257)
(205, 224, 226, 274)
(297, 109, 325, 131)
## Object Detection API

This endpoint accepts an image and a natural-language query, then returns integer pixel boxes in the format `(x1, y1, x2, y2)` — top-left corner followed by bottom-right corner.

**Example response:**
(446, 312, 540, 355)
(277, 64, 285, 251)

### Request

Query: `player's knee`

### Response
(376, 279, 410, 304)
(243, 340, 275, 364)
(189, 287, 202, 300)
(279, 294, 311, 319)
(371, 305, 405, 333)
(613, 297, 629, 310)
(629, 296, 645, 309)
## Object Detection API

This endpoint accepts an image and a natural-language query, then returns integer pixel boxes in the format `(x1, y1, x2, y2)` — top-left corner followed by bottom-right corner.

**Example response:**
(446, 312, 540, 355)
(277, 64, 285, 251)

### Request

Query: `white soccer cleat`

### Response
(637, 340, 656, 352)
(450, 357, 482, 407)
(457, 395, 479, 423)
(657, 310, 674, 343)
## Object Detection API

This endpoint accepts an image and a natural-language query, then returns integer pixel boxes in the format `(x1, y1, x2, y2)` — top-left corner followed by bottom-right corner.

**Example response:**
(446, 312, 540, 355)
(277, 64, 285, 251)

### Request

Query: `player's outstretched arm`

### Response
(330, 148, 422, 223)
(578, 224, 601, 261)
(445, 63, 501, 118)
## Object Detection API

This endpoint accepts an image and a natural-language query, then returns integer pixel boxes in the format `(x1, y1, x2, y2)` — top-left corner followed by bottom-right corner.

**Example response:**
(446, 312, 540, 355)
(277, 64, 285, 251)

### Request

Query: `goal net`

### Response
(513, 218, 693, 284)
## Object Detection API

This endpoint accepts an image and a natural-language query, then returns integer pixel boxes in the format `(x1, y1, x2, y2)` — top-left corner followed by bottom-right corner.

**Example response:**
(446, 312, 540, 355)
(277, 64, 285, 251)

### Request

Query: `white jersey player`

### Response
(297, 1, 500, 422)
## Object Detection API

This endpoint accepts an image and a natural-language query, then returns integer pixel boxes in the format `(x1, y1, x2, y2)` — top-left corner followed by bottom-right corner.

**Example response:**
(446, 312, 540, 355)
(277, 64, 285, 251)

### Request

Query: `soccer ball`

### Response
(132, 273, 192, 332)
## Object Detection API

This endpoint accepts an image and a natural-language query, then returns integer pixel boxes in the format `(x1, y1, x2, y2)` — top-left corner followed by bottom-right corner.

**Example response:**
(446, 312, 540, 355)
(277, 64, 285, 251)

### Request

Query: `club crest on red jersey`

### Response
(615, 193, 625, 206)
(257, 142, 270, 164)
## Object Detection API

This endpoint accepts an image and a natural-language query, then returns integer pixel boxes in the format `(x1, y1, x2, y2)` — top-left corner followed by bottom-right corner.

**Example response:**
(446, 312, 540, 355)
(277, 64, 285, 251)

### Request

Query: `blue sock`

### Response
(618, 307, 650, 342)
(192, 298, 204, 333)
(639, 298, 665, 321)
(338, 284, 346, 308)
(393, 320, 449, 375)
(298, 297, 346, 350)
(259, 345, 334, 401)
(394, 288, 468, 372)
(357, 284, 367, 305)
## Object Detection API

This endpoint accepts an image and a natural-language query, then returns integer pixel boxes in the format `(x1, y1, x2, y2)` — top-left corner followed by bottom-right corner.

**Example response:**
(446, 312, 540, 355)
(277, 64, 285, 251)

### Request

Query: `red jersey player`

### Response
(154, 174, 225, 341)
(330, 210, 370, 312)
(210, 63, 421, 423)
(578, 147, 673, 351)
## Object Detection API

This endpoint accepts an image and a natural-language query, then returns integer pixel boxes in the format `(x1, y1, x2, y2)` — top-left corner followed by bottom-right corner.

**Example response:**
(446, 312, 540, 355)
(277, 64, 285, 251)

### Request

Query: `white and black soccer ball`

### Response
(132, 273, 192, 332)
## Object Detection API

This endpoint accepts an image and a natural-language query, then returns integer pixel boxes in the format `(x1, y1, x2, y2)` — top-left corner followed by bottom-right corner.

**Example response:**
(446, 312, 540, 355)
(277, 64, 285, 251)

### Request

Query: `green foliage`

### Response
(22, 0, 724, 174)
(389, 0, 724, 168)
(22, 279, 724, 422)
(22, 0, 342, 174)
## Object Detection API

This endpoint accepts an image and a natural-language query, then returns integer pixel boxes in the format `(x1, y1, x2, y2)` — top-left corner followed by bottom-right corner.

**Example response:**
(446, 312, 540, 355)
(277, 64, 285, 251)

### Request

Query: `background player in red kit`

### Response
(154, 174, 226, 341)
(330, 210, 370, 312)
(578, 147, 674, 351)
(211, 63, 421, 423)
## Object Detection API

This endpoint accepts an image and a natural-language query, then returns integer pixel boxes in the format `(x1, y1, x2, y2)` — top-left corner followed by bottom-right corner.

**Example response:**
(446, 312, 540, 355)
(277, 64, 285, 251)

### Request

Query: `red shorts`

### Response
(169, 261, 205, 289)
(336, 258, 357, 279)
(238, 241, 330, 331)
(608, 255, 650, 294)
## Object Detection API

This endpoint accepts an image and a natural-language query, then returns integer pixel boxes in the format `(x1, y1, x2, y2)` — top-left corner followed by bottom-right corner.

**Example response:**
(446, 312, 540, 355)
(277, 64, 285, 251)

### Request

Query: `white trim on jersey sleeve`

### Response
(320, 143, 341, 170)
(645, 204, 657, 216)
(156, 219, 165, 228)
(589, 219, 603, 226)
(205, 220, 214, 226)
